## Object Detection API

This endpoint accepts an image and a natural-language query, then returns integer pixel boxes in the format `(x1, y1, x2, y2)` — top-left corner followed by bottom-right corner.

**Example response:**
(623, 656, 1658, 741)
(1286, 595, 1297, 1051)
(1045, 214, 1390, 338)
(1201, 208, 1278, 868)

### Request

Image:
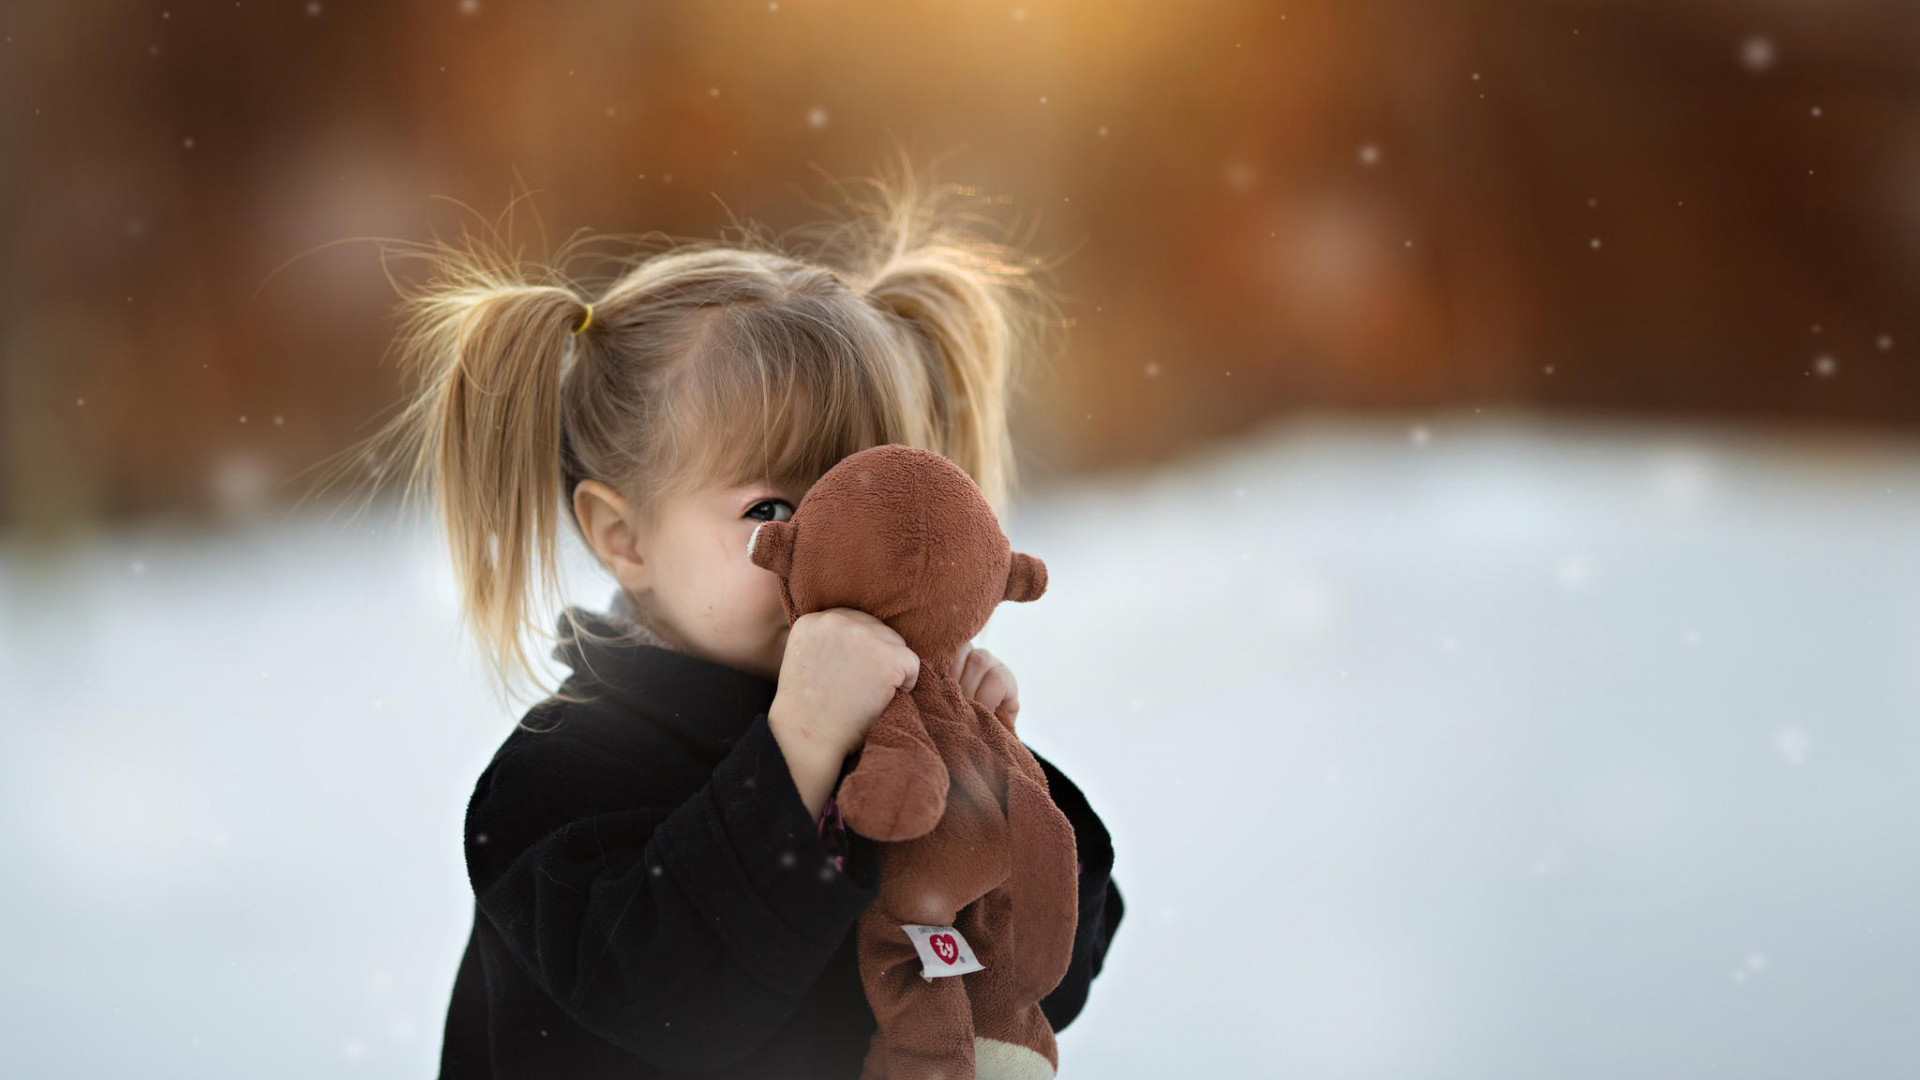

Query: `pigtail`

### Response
(307, 215, 597, 705)
(848, 149, 1070, 517)
(425, 285, 589, 702)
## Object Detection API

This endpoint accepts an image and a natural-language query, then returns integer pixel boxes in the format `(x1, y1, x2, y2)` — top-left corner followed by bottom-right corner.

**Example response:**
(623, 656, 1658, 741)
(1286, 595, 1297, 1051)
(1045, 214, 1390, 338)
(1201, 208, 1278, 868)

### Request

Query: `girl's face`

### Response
(623, 479, 806, 681)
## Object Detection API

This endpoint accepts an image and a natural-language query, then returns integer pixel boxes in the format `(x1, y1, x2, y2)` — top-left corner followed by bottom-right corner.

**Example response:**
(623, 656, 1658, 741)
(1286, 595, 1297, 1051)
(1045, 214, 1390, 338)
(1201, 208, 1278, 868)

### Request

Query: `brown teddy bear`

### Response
(747, 443, 1082, 1080)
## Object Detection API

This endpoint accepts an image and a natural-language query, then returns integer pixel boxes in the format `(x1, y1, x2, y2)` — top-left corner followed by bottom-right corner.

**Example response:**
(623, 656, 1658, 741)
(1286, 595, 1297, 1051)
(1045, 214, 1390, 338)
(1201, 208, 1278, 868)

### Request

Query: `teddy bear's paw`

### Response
(838, 751, 948, 842)
(973, 1037, 1055, 1080)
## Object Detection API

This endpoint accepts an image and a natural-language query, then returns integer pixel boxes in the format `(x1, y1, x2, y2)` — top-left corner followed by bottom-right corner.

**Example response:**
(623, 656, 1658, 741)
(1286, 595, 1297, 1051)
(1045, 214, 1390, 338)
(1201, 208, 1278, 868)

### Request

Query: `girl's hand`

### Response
(770, 607, 921, 764)
(951, 643, 1020, 726)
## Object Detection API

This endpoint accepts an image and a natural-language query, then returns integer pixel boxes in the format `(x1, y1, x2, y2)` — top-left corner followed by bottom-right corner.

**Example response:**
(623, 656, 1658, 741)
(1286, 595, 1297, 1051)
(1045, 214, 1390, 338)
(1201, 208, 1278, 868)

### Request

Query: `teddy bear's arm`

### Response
(834, 688, 950, 842)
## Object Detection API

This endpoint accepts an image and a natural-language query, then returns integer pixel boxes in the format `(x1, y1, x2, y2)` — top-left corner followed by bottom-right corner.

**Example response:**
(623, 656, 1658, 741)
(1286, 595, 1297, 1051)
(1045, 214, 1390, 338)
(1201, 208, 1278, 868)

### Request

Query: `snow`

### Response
(3, 411, 1918, 1077)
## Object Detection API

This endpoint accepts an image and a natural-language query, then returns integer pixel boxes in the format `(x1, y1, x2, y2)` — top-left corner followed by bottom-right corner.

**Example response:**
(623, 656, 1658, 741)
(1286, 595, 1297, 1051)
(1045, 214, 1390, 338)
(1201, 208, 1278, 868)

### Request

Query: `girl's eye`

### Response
(745, 498, 795, 523)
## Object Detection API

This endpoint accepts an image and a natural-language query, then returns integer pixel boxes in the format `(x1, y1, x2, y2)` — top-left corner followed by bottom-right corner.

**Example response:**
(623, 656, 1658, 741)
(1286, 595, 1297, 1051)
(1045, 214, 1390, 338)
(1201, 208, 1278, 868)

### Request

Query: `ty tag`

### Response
(900, 923, 986, 981)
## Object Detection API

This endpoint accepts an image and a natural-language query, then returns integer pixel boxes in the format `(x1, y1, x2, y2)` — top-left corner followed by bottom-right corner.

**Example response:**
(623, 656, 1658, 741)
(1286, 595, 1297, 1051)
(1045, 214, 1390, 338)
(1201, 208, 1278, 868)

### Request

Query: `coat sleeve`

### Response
(464, 711, 877, 1072)
(1025, 747, 1124, 1032)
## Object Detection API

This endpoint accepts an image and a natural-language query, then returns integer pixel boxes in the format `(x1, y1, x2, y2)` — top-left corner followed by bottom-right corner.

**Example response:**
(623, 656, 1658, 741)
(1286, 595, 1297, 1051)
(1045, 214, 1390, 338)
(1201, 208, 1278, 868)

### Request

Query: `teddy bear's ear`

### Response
(748, 520, 796, 576)
(1003, 551, 1048, 603)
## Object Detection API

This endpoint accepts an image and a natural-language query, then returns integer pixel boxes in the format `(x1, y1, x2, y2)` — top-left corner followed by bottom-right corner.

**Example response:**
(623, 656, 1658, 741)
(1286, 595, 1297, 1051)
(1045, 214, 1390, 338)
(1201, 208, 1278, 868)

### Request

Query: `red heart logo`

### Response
(930, 933, 959, 964)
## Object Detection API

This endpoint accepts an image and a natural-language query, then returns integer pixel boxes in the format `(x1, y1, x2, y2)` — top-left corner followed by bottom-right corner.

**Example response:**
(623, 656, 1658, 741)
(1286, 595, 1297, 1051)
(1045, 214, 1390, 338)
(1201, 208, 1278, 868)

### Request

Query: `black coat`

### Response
(437, 606, 1124, 1079)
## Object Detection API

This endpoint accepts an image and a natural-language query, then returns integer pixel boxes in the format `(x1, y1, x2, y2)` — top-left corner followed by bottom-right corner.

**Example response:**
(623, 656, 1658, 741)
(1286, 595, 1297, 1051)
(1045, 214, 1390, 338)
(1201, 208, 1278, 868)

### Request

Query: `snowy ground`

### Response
(3, 411, 1917, 1079)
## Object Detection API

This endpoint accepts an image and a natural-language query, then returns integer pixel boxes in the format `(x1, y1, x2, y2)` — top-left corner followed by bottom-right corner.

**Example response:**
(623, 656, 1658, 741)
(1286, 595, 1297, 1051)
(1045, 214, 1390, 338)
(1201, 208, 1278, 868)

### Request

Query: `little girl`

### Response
(360, 158, 1122, 1078)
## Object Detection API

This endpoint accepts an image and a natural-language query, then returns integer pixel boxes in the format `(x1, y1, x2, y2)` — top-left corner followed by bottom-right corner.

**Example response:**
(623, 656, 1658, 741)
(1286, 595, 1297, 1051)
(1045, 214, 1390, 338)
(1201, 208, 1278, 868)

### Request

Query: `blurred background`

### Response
(2, 1, 1917, 1077)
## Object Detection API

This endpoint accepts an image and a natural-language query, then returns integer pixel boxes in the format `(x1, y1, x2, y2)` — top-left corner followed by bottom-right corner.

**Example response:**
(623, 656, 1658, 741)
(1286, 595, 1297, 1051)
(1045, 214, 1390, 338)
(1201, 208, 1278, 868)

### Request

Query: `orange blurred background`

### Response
(4, 0, 1917, 530)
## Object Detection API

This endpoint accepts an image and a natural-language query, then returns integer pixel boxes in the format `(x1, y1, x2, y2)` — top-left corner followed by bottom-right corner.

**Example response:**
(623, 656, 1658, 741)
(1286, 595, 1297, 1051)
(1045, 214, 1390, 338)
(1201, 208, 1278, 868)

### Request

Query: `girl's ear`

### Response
(1003, 551, 1048, 603)
(748, 520, 797, 576)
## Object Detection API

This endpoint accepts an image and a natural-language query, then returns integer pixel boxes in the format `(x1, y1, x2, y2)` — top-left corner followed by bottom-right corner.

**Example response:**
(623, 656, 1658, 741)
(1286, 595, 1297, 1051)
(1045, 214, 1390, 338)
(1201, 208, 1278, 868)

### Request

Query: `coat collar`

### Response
(549, 591, 780, 760)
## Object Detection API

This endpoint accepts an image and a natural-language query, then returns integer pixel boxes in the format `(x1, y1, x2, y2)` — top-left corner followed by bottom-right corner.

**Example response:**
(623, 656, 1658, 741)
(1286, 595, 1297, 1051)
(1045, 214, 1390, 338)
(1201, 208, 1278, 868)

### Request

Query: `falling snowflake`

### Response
(1530, 843, 1567, 877)
(1772, 726, 1810, 766)
(1649, 445, 1716, 509)
(1557, 556, 1593, 591)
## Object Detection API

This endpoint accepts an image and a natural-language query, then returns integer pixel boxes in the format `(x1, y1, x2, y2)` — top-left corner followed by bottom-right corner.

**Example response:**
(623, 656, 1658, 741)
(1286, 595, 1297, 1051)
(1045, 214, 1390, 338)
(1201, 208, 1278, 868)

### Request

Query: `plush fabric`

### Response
(747, 444, 1087, 1080)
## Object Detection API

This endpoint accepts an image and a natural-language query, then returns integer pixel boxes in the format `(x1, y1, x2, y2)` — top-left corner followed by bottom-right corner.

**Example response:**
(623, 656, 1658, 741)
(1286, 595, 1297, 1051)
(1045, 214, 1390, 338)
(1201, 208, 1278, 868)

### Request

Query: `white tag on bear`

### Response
(900, 923, 985, 980)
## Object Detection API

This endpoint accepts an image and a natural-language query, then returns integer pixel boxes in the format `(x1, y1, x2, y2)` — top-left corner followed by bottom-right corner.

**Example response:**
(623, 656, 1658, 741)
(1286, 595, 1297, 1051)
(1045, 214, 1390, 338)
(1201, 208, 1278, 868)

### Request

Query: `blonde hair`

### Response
(314, 150, 1069, 709)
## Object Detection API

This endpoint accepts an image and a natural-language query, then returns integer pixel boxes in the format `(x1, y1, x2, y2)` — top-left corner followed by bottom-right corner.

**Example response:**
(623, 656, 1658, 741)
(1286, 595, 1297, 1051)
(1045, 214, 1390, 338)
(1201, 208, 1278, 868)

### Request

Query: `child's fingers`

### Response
(950, 645, 1021, 723)
(963, 649, 1018, 717)
(984, 673, 1018, 722)
(898, 642, 921, 691)
(949, 642, 974, 683)
(995, 697, 1020, 726)
(958, 647, 996, 699)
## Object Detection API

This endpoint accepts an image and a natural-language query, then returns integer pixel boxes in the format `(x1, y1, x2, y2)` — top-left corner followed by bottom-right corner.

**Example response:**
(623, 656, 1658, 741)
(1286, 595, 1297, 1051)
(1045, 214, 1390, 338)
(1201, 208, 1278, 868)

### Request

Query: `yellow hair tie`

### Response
(572, 303, 594, 335)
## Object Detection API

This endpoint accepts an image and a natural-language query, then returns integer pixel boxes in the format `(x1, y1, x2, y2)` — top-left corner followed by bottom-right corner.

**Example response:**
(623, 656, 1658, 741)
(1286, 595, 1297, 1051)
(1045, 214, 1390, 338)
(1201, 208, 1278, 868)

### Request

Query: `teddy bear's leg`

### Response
(955, 890, 1058, 1080)
(1004, 772, 1081, 1002)
(856, 898, 976, 1080)
(838, 690, 951, 842)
